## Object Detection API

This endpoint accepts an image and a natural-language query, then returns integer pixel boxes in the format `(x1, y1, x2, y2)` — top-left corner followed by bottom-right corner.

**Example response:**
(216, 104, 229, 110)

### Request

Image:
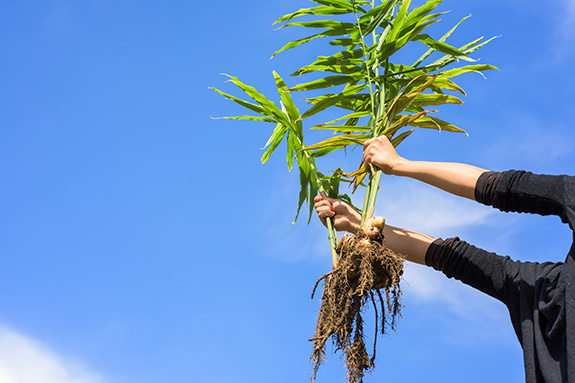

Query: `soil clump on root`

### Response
(310, 217, 404, 383)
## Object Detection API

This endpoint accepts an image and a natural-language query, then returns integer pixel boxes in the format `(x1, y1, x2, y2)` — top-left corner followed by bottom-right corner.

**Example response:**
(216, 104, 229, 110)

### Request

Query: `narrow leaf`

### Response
(223, 74, 291, 126)
(310, 146, 341, 158)
(289, 75, 362, 92)
(414, 34, 475, 62)
(273, 71, 300, 122)
(300, 84, 366, 119)
(440, 64, 498, 79)
(273, 6, 352, 25)
(400, 0, 443, 37)
(391, 129, 415, 146)
(210, 87, 269, 116)
(261, 124, 288, 163)
(287, 131, 297, 171)
(214, 115, 277, 123)
(291, 63, 362, 76)
(293, 165, 310, 224)
(412, 93, 463, 107)
(303, 134, 370, 151)
(411, 116, 467, 133)
(280, 20, 355, 29)
(271, 26, 355, 58)
(413, 14, 471, 67)
(312, 0, 366, 12)
(311, 125, 370, 133)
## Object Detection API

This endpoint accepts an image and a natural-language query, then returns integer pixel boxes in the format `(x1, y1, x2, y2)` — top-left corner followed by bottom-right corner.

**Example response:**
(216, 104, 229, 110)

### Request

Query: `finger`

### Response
(318, 210, 335, 221)
(314, 200, 331, 210)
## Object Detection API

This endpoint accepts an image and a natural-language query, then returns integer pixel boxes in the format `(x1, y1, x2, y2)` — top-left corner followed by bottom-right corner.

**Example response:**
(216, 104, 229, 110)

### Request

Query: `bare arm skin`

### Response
(362, 136, 488, 200)
(314, 194, 434, 265)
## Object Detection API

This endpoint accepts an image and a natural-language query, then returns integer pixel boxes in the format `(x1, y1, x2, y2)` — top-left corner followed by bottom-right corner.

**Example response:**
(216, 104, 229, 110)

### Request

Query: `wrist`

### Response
(388, 157, 410, 176)
(348, 211, 362, 233)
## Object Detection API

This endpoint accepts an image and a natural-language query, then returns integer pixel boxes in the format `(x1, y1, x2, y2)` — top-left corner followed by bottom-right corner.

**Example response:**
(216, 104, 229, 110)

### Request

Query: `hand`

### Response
(314, 192, 361, 233)
(362, 136, 406, 175)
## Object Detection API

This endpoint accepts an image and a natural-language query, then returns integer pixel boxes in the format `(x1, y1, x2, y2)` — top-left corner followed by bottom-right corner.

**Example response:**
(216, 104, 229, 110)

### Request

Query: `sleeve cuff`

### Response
(475, 171, 504, 206)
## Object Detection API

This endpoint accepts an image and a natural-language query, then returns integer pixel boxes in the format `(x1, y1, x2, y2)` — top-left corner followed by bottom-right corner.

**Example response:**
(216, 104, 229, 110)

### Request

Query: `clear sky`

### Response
(1, 1, 574, 382)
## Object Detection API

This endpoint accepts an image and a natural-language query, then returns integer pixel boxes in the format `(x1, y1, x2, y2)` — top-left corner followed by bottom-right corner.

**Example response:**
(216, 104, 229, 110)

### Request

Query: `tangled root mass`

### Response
(310, 217, 404, 383)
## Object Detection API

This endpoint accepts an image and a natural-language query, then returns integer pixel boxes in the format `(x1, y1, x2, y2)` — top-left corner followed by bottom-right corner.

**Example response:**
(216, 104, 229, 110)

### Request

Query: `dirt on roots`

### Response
(310, 218, 404, 383)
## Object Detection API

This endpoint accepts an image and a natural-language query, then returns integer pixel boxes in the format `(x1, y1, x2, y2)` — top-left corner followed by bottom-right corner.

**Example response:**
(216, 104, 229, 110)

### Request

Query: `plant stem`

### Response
(292, 129, 339, 266)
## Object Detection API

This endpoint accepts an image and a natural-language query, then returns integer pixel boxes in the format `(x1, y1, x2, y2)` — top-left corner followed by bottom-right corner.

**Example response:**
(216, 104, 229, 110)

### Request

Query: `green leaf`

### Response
(210, 87, 269, 116)
(312, 0, 366, 12)
(273, 71, 300, 122)
(303, 134, 370, 150)
(413, 14, 471, 67)
(310, 146, 341, 158)
(311, 125, 370, 133)
(214, 115, 277, 123)
(223, 74, 291, 126)
(382, 111, 432, 136)
(412, 93, 463, 107)
(387, 74, 438, 116)
(261, 123, 288, 164)
(326, 169, 343, 198)
(306, 48, 365, 67)
(273, 6, 353, 25)
(291, 63, 362, 76)
(431, 78, 466, 95)
(289, 74, 362, 92)
(300, 84, 366, 119)
(400, 0, 444, 37)
(293, 165, 310, 224)
(414, 34, 475, 62)
(427, 36, 498, 72)
(287, 131, 297, 171)
(463, 36, 499, 55)
(391, 129, 414, 146)
(271, 26, 356, 58)
(359, 0, 400, 36)
(322, 110, 371, 125)
(393, 76, 467, 96)
(440, 64, 498, 79)
(411, 115, 467, 133)
(375, 19, 439, 62)
(387, 0, 412, 42)
(329, 38, 357, 47)
(279, 20, 355, 29)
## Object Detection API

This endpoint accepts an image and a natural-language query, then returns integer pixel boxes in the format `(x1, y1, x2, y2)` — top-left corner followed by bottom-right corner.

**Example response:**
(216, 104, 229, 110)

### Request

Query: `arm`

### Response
(314, 194, 435, 265)
(362, 136, 488, 200)
(489, 171, 575, 228)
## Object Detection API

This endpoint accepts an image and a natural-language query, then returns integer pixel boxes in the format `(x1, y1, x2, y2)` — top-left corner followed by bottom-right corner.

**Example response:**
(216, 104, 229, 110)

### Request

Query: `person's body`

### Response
(314, 136, 575, 382)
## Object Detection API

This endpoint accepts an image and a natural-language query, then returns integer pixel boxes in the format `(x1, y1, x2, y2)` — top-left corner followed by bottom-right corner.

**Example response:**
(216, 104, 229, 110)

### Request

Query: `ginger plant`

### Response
(212, 0, 496, 381)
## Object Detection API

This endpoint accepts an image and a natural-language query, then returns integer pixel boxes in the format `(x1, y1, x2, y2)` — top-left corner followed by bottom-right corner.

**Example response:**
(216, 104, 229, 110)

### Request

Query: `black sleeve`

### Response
(426, 237, 523, 303)
(425, 237, 564, 339)
(475, 171, 503, 206)
(477, 170, 575, 230)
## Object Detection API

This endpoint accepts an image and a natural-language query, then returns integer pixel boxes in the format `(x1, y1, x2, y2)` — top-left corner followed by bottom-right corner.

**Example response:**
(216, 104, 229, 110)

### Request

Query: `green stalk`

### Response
(355, 1, 390, 227)
(353, 0, 379, 228)
(292, 130, 339, 266)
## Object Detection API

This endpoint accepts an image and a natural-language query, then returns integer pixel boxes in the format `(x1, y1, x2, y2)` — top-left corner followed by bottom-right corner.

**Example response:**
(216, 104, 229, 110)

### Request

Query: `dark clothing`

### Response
(425, 170, 575, 382)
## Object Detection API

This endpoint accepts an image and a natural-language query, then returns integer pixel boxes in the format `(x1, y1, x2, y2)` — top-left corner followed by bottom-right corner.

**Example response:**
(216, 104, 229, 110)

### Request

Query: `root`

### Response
(311, 271, 333, 299)
(310, 217, 404, 383)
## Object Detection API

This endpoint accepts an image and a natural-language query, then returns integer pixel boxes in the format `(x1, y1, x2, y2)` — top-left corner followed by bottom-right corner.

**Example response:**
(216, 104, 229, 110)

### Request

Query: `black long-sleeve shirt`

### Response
(425, 170, 575, 382)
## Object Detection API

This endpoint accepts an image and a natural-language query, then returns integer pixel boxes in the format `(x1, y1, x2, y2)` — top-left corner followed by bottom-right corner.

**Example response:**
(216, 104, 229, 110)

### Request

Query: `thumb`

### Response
(319, 191, 338, 204)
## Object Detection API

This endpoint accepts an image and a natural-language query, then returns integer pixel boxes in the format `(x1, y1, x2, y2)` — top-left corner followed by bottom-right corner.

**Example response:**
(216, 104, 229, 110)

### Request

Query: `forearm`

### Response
(382, 224, 435, 265)
(391, 159, 488, 201)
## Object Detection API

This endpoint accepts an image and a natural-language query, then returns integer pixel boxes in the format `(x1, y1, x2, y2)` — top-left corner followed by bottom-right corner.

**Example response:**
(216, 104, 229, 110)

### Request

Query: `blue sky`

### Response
(1, 0, 574, 382)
